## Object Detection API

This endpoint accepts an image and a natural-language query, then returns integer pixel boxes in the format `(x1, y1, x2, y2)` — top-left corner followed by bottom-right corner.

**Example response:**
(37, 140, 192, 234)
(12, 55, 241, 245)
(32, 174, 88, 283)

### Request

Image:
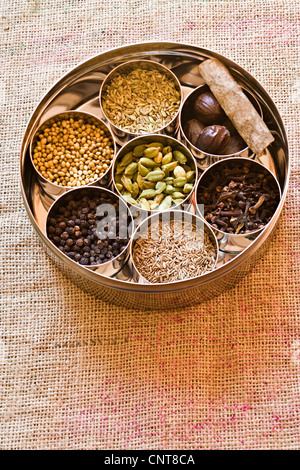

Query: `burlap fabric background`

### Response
(1, 0, 299, 450)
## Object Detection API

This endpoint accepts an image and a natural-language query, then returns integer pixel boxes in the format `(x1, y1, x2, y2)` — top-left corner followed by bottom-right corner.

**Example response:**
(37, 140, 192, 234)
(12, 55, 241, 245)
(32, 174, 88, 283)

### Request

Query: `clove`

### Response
(197, 161, 280, 234)
(249, 195, 266, 214)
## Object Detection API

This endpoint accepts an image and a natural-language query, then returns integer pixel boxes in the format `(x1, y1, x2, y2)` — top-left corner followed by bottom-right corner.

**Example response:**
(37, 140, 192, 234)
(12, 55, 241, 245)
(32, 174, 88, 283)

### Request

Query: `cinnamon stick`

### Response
(199, 59, 274, 155)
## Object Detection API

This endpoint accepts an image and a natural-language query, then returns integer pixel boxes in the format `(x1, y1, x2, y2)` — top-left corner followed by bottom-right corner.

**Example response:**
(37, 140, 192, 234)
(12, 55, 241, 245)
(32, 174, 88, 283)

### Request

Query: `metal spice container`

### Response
(195, 157, 282, 253)
(29, 110, 117, 200)
(45, 186, 133, 277)
(99, 59, 182, 145)
(179, 84, 263, 171)
(130, 210, 219, 284)
(20, 42, 289, 309)
(112, 133, 198, 221)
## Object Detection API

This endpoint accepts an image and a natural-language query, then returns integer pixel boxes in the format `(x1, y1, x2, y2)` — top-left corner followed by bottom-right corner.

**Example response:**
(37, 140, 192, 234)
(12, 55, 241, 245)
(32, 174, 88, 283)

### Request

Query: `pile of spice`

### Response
(182, 88, 247, 156)
(47, 189, 130, 266)
(114, 141, 196, 211)
(101, 65, 181, 134)
(197, 160, 280, 234)
(32, 115, 114, 187)
(133, 218, 217, 283)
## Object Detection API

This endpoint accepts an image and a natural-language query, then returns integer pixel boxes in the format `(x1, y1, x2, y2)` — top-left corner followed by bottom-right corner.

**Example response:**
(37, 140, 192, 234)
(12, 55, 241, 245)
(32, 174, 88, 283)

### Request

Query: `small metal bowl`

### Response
(112, 134, 198, 225)
(195, 157, 281, 253)
(179, 84, 262, 171)
(99, 59, 182, 145)
(130, 210, 219, 284)
(45, 186, 133, 277)
(29, 110, 117, 200)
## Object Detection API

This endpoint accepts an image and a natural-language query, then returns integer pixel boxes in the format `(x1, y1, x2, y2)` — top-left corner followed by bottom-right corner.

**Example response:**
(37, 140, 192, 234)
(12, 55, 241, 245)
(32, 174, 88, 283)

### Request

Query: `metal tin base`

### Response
(20, 42, 289, 309)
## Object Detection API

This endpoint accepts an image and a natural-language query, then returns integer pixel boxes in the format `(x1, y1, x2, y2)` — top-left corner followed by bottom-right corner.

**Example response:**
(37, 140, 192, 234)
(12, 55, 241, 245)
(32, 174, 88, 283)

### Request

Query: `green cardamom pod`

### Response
(155, 181, 166, 194)
(139, 198, 151, 211)
(186, 171, 195, 183)
(159, 195, 173, 210)
(131, 182, 139, 199)
(173, 150, 187, 164)
(165, 184, 175, 194)
(161, 152, 173, 165)
(154, 152, 163, 164)
(172, 198, 184, 205)
(139, 189, 157, 199)
(122, 194, 137, 205)
(138, 162, 151, 176)
(173, 177, 187, 187)
(183, 183, 194, 194)
(148, 201, 159, 210)
(162, 145, 172, 155)
(141, 180, 156, 190)
(115, 183, 123, 192)
(133, 144, 147, 157)
(163, 177, 174, 183)
(115, 162, 125, 174)
(154, 193, 165, 204)
(136, 173, 144, 189)
(147, 142, 164, 150)
(143, 147, 159, 159)
(161, 161, 178, 175)
(120, 151, 133, 167)
(172, 191, 185, 199)
(145, 170, 165, 182)
(139, 157, 158, 167)
(124, 162, 138, 175)
(114, 174, 122, 184)
(173, 166, 186, 178)
(121, 175, 133, 192)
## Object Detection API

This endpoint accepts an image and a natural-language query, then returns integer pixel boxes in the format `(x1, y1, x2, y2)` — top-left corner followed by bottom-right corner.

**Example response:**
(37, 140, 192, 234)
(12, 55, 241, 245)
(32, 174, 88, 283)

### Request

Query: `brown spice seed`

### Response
(33, 117, 114, 187)
(102, 67, 181, 134)
(133, 219, 216, 283)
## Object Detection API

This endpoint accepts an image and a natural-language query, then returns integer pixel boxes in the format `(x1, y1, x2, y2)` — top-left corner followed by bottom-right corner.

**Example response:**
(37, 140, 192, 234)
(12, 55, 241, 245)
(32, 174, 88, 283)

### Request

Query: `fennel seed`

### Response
(101, 66, 181, 134)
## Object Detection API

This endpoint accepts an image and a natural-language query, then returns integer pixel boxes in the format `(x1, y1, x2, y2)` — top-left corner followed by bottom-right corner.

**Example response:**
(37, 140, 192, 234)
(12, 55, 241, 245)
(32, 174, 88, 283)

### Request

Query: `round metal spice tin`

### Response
(20, 42, 289, 310)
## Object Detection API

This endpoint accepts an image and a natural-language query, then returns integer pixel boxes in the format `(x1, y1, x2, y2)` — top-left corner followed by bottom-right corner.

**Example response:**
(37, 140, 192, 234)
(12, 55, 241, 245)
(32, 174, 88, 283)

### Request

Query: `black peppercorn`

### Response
(46, 189, 131, 266)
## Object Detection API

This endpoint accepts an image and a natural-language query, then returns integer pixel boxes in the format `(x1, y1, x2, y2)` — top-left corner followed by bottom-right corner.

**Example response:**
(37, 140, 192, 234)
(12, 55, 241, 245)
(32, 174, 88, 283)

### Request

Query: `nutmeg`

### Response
(196, 125, 231, 155)
(183, 119, 205, 146)
(193, 92, 225, 125)
(223, 134, 246, 155)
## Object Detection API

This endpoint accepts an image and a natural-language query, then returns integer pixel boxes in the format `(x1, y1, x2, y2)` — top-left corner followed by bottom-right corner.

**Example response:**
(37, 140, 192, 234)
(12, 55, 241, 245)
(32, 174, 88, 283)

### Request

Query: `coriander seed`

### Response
(31, 112, 115, 188)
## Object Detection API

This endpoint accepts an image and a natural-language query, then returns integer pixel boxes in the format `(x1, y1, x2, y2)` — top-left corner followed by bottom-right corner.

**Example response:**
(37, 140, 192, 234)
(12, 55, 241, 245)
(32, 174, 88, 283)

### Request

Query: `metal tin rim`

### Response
(99, 59, 182, 136)
(130, 209, 219, 285)
(45, 185, 134, 270)
(194, 156, 282, 238)
(29, 110, 117, 189)
(111, 133, 199, 214)
(19, 41, 290, 294)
